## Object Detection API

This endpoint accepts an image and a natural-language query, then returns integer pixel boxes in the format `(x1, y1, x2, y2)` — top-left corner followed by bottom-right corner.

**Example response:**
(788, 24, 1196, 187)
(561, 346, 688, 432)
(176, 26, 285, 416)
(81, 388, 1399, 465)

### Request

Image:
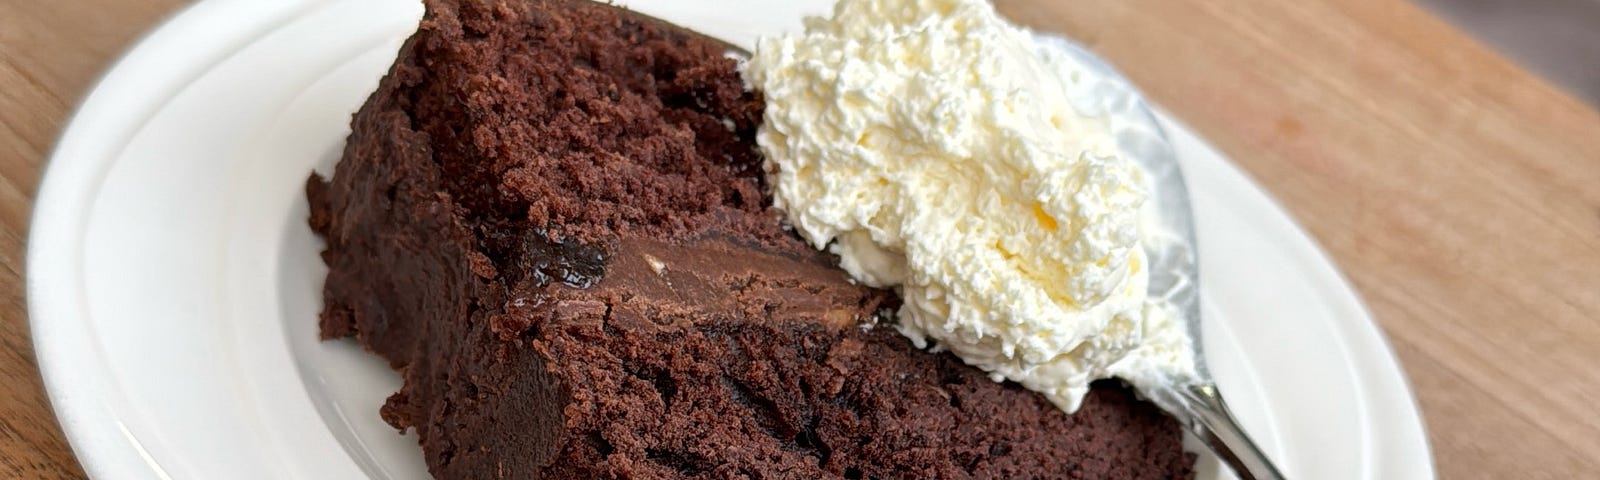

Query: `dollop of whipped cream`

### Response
(743, 0, 1194, 412)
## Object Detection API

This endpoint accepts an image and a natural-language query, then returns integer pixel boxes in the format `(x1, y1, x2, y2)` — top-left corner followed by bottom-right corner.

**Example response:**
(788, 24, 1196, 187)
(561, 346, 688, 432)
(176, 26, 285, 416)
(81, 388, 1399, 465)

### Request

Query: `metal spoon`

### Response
(1037, 34, 1292, 480)
(714, 20, 1285, 477)
(1130, 123, 1289, 480)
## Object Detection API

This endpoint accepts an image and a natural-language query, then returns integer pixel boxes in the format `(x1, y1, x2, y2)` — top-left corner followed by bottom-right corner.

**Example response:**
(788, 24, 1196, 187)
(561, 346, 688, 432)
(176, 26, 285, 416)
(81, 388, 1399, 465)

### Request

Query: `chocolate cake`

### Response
(307, 0, 1195, 478)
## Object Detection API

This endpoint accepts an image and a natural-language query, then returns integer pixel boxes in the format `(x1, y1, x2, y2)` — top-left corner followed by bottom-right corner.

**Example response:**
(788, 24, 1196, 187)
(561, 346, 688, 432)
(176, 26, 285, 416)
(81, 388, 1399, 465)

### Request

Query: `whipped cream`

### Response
(744, 0, 1194, 412)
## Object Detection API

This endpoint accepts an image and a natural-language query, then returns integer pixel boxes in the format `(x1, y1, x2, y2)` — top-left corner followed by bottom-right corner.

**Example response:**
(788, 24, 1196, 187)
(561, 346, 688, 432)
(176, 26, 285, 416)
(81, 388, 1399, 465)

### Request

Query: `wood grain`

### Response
(2, 0, 1596, 478)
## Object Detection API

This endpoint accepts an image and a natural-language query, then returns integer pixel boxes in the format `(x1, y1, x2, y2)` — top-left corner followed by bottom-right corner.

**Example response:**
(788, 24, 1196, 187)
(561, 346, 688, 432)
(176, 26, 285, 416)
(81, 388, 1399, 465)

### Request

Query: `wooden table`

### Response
(2, 0, 1596, 478)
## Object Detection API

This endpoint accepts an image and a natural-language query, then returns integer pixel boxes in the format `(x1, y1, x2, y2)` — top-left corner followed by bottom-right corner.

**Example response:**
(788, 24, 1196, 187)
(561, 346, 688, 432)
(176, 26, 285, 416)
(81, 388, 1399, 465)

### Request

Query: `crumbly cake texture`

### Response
(306, 0, 1196, 478)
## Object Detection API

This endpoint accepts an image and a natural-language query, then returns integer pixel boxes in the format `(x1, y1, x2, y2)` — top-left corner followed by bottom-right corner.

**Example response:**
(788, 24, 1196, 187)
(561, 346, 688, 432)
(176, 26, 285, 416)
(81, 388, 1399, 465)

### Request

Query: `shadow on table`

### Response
(1413, 0, 1600, 106)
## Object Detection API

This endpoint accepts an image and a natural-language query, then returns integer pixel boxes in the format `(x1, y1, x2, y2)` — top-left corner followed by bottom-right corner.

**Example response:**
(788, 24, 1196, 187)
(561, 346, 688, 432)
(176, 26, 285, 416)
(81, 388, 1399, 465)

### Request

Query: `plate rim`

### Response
(27, 1, 335, 478)
(27, 0, 1434, 478)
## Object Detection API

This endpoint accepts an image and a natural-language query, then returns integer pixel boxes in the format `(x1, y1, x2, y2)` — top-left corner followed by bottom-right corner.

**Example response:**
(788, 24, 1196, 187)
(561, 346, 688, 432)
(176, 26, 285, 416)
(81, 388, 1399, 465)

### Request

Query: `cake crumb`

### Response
(644, 254, 667, 275)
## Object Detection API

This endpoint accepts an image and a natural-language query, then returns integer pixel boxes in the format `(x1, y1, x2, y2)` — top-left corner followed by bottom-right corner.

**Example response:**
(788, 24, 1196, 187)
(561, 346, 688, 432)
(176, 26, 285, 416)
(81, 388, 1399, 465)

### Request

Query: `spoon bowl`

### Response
(1032, 34, 1288, 480)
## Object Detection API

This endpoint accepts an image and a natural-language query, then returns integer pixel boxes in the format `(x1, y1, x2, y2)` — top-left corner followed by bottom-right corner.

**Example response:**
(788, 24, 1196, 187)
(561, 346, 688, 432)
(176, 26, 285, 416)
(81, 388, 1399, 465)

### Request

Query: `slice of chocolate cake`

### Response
(307, 0, 1195, 478)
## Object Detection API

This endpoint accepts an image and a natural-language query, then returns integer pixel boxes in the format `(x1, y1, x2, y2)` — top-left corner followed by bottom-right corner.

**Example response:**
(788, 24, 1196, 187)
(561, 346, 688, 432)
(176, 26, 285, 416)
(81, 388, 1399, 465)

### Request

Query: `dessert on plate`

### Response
(308, 0, 1195, 477)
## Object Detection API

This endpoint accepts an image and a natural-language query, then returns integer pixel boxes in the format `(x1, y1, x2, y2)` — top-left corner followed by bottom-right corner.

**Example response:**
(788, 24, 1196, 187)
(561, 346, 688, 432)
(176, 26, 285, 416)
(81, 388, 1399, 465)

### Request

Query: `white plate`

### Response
(27, 0, 1433, 478)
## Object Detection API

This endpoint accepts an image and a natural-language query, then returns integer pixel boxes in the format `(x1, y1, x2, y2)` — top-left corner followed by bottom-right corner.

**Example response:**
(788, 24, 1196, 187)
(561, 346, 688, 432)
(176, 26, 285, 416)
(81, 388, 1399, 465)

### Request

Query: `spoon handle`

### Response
(1176, 383, 1287, 480)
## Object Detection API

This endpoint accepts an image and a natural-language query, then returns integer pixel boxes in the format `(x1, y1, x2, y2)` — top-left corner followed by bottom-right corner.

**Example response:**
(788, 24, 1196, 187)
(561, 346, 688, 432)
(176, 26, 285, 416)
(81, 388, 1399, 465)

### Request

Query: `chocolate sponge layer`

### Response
(308, 0, 1195, 478)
